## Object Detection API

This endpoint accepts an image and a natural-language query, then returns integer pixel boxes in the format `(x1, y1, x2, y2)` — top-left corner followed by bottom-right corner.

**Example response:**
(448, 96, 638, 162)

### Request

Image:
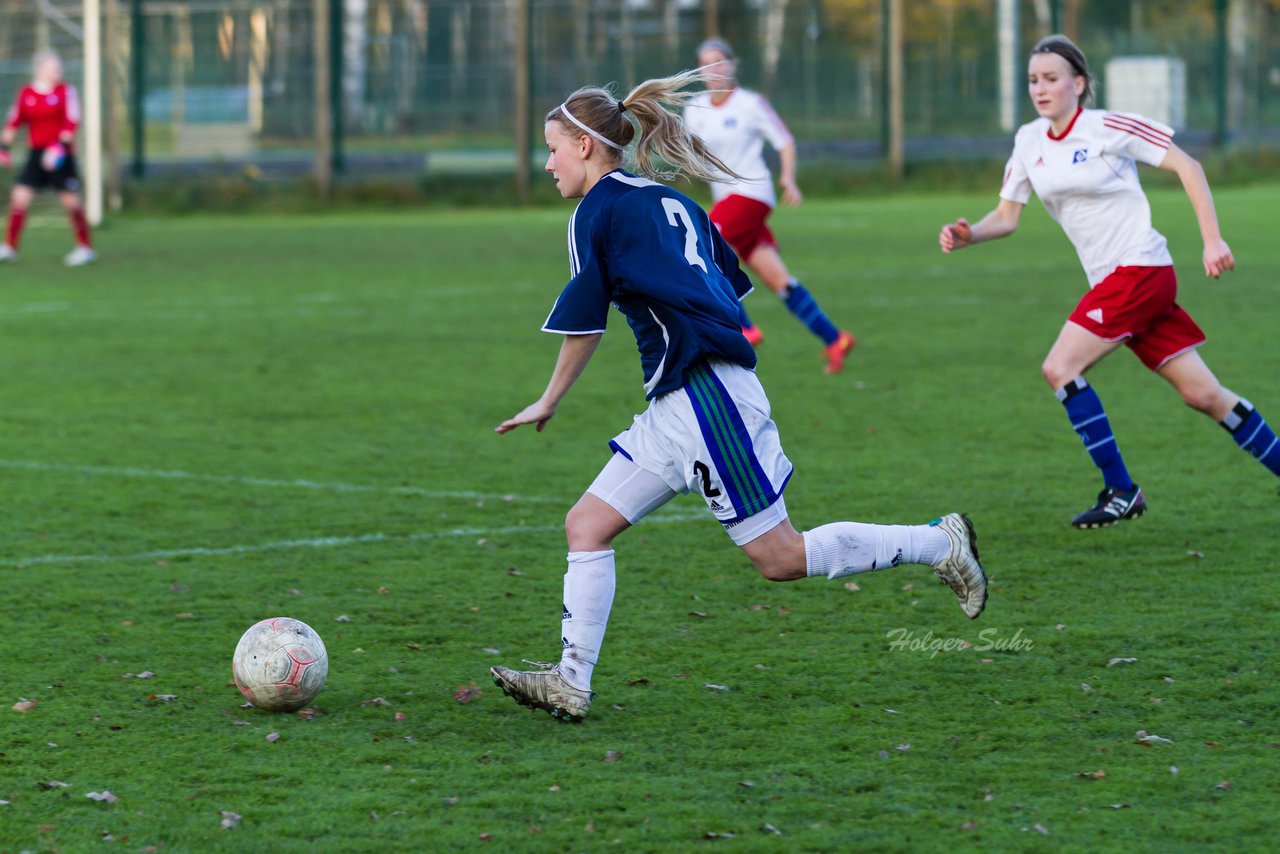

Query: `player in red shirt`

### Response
(0, 51, 96, 266)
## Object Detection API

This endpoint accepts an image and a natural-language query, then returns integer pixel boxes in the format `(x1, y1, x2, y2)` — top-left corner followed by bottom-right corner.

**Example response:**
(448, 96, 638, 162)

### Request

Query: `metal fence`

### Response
(1, 0, 1278, 189)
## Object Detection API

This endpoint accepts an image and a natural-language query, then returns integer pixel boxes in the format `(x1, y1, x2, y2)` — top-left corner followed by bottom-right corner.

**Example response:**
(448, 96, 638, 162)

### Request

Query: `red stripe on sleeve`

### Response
(1103, 115, 1171, 147)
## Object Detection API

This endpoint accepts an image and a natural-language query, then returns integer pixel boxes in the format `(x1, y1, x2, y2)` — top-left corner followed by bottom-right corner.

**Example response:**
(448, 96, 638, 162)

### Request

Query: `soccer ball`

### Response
(232, 617, 328, 712)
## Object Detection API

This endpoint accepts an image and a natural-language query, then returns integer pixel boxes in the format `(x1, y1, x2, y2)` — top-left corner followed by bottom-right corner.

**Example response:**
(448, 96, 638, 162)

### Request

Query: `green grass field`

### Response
(1, 186, 1277, 851)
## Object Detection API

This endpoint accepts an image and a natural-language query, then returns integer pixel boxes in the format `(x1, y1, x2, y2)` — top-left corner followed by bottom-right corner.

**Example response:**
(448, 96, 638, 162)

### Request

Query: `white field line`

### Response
(1, 511, 706, 568)
(0, 459, 566, 505)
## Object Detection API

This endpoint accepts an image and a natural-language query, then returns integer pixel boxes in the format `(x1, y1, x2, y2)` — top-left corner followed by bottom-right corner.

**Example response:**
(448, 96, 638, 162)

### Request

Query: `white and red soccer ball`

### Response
(232, 617, 328, 712)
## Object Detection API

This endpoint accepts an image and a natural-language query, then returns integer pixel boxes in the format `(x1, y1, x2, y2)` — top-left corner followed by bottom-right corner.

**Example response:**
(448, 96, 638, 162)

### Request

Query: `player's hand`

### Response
(939, 218, 972, 253)
(1203, 237, 1234, 279)
(41, 143, 66, 172)
(495, 398, 557, 434)
(779, 179, 802, 206)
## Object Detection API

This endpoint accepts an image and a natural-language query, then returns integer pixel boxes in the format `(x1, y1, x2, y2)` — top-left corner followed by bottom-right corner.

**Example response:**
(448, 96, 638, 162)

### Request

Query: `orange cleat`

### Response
(742, 325, 764, 347)
(823, 330, 856, 374)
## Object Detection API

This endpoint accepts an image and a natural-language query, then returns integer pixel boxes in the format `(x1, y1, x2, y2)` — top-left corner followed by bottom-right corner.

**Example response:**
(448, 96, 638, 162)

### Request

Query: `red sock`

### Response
(70, 208, 91, 248)
(7, 208, 26, 249)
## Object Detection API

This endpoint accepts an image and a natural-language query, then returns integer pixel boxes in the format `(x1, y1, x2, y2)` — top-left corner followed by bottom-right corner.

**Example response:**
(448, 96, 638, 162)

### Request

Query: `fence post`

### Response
(514, 0, 531, 204)
(1214, 0, 1228, 147)
(129, 0, 144, 179)
(881, 0, 903, 181)
(314, 0, 333, 201)
(104, 0, 122, 211)
(84, 0, 103, 225)
(330, 0, 345, 174)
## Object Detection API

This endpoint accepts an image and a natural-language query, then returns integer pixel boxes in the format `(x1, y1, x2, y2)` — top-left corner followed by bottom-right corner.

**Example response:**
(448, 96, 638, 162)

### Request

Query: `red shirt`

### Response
(4, 83, 79, 149)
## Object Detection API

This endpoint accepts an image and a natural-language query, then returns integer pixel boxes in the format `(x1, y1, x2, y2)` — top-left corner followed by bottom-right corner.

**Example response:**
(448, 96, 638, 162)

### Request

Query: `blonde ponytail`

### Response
(546, 67, 743, 184)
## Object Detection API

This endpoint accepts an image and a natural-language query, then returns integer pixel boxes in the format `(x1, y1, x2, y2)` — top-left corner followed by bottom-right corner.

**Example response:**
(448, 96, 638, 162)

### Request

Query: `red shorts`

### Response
(709, 194, 777, 260)
(1068, 265, 1205, 371)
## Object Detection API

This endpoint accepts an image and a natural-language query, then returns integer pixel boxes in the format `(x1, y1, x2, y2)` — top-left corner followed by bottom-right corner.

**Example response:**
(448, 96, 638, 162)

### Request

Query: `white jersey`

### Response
(999, 108, 1174, 287)
(685, 88, 794, 207)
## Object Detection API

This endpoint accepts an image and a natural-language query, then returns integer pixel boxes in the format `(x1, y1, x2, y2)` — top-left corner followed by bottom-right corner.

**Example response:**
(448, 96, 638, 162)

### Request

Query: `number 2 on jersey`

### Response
(662, 197, 708, 273)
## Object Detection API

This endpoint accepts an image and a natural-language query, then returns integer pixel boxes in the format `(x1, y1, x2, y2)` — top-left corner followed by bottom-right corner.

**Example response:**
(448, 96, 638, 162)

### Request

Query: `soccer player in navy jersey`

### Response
(940, 35, 1278, 528)
(489, 69, 986, 723)
(0, 51, 95, 266)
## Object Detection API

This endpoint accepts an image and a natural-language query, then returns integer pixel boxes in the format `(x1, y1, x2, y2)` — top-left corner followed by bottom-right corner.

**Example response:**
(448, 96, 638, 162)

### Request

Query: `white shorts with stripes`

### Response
(587, 360, 793, 545)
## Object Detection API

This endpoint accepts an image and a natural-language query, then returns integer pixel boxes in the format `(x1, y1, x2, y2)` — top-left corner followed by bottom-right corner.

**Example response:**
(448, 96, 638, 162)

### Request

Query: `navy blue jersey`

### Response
(543, 170, 756, 399)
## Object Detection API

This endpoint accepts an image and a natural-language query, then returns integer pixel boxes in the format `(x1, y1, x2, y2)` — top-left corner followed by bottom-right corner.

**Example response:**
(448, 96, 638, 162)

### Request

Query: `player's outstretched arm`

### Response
(1159, 143, 1234, 279)
(496, 333, 602, 434)
(777, 144, 802, 206)
(938, 199, 1024, 253)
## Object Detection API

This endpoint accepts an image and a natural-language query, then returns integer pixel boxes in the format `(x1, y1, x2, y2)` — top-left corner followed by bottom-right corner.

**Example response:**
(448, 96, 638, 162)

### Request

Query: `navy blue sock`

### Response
(782, 281, 840, 345)
(1220, 399, 1280, 477)
(1056, 377, 1134, 490)
(738, 301, 755, 330)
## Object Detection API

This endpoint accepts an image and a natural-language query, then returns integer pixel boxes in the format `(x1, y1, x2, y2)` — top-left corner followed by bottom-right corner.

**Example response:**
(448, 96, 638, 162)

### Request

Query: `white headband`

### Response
(558, 102, 625, 151)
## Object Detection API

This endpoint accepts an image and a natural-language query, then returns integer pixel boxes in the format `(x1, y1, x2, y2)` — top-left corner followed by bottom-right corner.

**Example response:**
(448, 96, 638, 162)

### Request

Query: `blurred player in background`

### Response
(685, 38, 855, 373)
(489, 69, 986, 723)
(939, 35, 1278, 528)
(0, 50, 96, 266)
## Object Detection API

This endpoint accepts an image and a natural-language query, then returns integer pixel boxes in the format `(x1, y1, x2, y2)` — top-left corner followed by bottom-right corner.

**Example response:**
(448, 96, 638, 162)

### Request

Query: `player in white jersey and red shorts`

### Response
(0, 51, 96, 266)
(685, 38, 855, 374)
(939, 35, 1279, 528)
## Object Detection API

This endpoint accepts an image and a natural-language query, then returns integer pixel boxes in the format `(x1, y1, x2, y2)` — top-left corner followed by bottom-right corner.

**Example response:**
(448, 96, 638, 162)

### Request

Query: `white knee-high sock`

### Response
(803, 523, 949, 580)
(558, 550, 616, 691)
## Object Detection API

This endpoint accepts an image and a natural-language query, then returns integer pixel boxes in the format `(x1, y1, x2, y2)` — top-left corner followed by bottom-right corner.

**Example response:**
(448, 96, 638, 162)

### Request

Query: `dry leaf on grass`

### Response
(1215, 781, 1231, 792)
(1107, 658, 1139, 667)
(148, 694, 178, 702)
(362, 697, 391, 707)
(334, 615, 352, 622)
(1033, 823, 1050, 835)
(453, 685, 483, 704)
(703, 683, 729, 691)
(85, 791, 119, 803)
(1135, 730, 1173, 745)
(761, 823, 783, 835)
(12, 699, 37, 713)
(603, 751, 623, 762)
(265, 732, 280, 743)
(394, 712, 408, 722)
(38, 781, 69, 790)
(220, 811, 241, 829)
(1075, 770, 1106, 779)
